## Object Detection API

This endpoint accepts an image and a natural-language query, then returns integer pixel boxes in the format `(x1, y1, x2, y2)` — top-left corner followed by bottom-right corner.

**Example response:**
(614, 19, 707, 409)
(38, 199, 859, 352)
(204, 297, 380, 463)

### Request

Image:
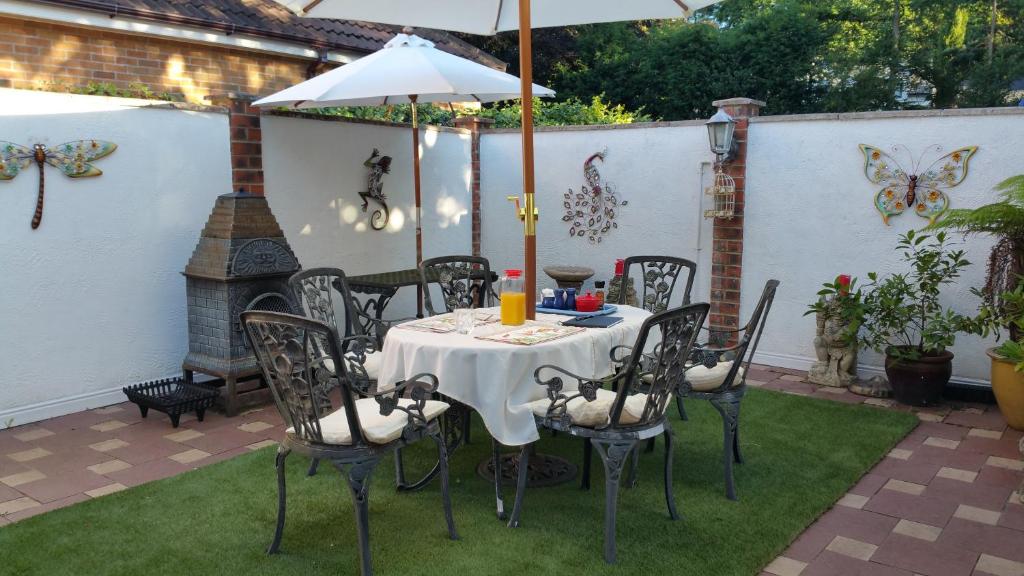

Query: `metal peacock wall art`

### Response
(563, 148, 627, 244)
(1, 140, 117, 229)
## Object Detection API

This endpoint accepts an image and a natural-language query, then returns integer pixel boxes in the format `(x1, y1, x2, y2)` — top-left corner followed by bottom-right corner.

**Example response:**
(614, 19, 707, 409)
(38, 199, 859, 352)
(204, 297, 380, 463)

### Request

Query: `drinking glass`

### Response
(454, 307, 475, 335)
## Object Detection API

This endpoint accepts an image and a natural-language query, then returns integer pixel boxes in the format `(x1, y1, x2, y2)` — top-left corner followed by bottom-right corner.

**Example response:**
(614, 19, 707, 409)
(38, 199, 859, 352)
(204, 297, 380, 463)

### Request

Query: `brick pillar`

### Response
(709, 98, 764, 339)
(454, 116, 494, 257)
(206, 93, 265, 196)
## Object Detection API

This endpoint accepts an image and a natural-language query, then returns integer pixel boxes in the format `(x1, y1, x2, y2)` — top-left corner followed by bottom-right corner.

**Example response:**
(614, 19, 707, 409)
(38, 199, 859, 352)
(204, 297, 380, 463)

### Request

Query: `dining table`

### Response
(378, 305, 651, 487)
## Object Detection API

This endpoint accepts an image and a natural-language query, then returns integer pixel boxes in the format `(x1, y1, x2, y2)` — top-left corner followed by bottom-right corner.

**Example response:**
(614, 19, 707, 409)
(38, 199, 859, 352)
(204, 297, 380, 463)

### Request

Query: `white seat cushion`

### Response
(528, 388, 664, 428)
(288, 398, 448, 445)
(323, 350, 382, 380)
(685, 361, 744, 392)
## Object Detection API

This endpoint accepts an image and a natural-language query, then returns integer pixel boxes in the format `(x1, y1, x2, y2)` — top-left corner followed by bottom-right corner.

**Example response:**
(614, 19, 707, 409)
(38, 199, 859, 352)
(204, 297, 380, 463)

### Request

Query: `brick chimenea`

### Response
(709, 98, 764, 340)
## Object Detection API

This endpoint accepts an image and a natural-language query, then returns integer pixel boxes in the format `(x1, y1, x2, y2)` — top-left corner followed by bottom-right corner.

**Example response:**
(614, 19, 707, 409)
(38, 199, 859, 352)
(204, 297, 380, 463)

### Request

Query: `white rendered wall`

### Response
(0, 88, 232, 425)
(742, 109, 1024, 384)
(480, 123, 716, 304)
(261, 114, 473, 319)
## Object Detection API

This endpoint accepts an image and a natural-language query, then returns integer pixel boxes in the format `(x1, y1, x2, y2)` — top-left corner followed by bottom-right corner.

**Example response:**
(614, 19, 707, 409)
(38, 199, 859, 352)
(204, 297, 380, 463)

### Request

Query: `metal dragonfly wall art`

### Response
(859, 143, 978, 225)
(0, 140, 117, 229)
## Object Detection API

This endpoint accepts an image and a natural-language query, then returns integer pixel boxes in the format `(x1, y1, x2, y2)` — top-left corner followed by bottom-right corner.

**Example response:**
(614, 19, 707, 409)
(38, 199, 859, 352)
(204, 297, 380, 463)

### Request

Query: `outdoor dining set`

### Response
(240, 254, 779, 574)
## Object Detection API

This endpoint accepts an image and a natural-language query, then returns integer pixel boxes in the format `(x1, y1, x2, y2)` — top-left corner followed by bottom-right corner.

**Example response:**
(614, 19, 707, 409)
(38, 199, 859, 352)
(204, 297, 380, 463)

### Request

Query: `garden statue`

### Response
(809, 297, 858, 388)
(358, 148, 392, 231)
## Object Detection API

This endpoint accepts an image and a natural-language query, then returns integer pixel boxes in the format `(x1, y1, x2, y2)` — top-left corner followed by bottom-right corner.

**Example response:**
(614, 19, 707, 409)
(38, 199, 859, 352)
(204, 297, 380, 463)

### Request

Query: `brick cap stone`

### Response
(454, 116, 496, 129)
(713, 97, 767, 108)
(205, 92, 259, 104)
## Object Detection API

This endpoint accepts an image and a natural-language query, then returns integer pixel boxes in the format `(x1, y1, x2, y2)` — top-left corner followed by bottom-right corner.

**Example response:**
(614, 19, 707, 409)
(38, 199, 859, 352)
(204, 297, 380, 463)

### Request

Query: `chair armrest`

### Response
(532, 365, 619, 423)
(371, 372, 440, 430)
(609, 344, 634, 364)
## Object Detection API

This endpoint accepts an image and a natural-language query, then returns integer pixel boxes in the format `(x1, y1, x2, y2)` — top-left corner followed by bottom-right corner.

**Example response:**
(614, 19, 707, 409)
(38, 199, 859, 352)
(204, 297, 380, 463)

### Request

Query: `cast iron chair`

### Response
(617, 256, 697, 313)
(676, 279, 780, 500)
(290, 268, 432, 490)
(241, 311, 457, 576)
(506, 303, 710, 563)
(419, 255, 497, 315)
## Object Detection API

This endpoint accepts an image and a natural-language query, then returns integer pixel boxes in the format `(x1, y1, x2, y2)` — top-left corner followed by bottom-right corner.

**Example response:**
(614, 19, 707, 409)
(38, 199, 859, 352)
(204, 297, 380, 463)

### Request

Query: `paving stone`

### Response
(813, 506, 899, 546)
(103, 458, 192, 488)
(2, 493, 89, 523)
(14, 469, 110, 504)
(89, 438, 130, 452)
(86, 459, 132, 475)
(976, 554, 1024, 576)
(988, 457, 1024, 472)
(0, 496, 40, 515)
(92, 405, 125, 415)
(827, 535, 878, 561)
(89, 420, 129, 433)
(164, 429, 204, 443)
(884, 479, 926, 496)
(850, 473, 890, 498)
(911, 445, 991, 472)
(910, 422, 969, 442)
(924, 477, 1013, 511)
(924, 437, 961, 450)
(1000, 502, 1024, 532)
(889, 448, 914, 460)
(865, 490, 958, 527)
(246, 439, 278, 451)
(105, 438, 191, 465)
(977, 466, 1024, 491)
(183, 426, 262, 454)
(764, 556, 807, 576)
(893, 519, 943, 542)
(864, 398, 895, 408)
(872, 533, 980, 576)
(84, 483, 127, 498)
(780, 374, 806, 382)
(0, 469, 46, 487)
(940, 518, 1024, 564)
(937, 467, 979, 483)
(7, 447, 52, 463)
(23, 446, 109, 475)
(945, 410, 1007, 432)
(12, 428, 55, 442)
(238, 421, 274, 433)
(872, 458, 942, 485)
(955, 504, 1002, 526)
(169, 449, 211, 464)
(839, 493, 870, 509)
(917, 412, 945, 423)
(961, 437, 1024, 460)
(970, 429, 1005, 440)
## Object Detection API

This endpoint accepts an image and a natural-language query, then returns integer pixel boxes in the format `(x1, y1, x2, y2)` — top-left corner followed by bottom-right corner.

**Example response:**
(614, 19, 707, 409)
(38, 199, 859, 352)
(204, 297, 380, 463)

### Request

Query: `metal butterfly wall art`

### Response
(859, 143, 977, 225)
(1, 140, 117, 229)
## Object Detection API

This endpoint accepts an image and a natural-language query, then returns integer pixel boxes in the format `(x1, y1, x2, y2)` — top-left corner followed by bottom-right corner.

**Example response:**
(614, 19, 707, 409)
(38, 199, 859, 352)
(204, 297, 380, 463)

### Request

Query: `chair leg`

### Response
(506, 443, 532, 528)
(492, 438, 507, 521)
(733, 422, 744, 464)
(307, 458, 320, 477)
(331, 457, 382, 576)
(394, 449, 407, 487)
(267, 447, 291, 555)
(462, 405, 472, 445)
(591, 439, 636, 564)
(581, 438, 592, 491)
(430, 432, 459, 540)
(626, 444, 641, 489)
(645, 436, 656, 453)
(710, 396, 741, 501)
(663, 427, 680, 520)
(676, 396, 689, 421)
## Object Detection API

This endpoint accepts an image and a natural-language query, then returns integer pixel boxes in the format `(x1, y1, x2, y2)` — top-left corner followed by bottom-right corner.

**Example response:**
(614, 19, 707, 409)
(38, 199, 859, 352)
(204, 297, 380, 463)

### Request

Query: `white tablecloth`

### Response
(379, 306, 650, 446)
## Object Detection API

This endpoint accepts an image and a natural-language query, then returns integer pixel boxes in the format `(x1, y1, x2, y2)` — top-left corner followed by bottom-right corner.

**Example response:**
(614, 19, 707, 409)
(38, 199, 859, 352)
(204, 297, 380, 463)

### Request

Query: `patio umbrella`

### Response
(252, 32, 554, 316)
(278, 0, 725, 319)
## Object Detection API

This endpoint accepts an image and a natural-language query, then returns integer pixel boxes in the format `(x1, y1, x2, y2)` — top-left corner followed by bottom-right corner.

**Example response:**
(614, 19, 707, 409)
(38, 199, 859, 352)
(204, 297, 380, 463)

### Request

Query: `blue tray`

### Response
(535, 304, 618, 317)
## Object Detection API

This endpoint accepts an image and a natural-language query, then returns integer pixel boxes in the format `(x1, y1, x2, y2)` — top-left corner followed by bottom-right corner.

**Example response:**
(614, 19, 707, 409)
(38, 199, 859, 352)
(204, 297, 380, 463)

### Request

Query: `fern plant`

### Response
(931, 175, 1024, 341)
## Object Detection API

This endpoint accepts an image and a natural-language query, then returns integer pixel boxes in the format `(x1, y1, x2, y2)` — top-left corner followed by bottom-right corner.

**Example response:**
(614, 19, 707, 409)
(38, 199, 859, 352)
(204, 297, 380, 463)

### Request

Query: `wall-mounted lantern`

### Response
(704, 109, 737, 219)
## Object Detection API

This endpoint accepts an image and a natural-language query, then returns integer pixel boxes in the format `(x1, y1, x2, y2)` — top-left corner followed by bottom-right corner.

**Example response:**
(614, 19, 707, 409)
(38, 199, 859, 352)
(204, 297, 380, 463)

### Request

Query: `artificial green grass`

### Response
(0, 389, 917, 576)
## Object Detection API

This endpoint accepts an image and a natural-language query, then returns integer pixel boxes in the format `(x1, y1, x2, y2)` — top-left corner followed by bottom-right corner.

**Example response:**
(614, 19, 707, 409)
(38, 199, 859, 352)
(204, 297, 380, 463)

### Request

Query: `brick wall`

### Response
(207, 94, 264, 196)
(708, 98, 764, 339)
(0, 16, 315, 103)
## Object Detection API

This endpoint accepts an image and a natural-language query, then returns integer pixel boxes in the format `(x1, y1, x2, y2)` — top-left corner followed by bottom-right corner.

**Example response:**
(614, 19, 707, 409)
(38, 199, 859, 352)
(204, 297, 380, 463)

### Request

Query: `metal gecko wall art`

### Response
(358, 148, 392, 230)
(1, 140, 117, 229)
(859, 143, 978, 225)
(563, 149, 627, 244)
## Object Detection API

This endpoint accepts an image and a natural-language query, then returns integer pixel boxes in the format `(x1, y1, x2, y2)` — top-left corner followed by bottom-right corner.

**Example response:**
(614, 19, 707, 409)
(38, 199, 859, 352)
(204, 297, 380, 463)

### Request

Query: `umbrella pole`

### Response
(518, 0, 537, 319)
(411, 94, 424, 317)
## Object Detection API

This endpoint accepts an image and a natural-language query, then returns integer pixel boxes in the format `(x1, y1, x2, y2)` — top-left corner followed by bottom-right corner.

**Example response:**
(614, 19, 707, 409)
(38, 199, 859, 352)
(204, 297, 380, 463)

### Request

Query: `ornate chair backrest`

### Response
(289, 268, 346, 337)
(241, 311, 368, 447)
(705, 279, 780, 393)
(619, 256, 698, 313)
(419, 255, 495, 316)
(610, 303, 709, 428)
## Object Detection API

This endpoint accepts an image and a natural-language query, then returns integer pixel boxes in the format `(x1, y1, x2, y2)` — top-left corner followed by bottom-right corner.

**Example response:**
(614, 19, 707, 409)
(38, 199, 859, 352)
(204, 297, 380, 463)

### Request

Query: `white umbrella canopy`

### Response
(273, 0, 725, 320)
(253, 33, 555, 108)
(282, 0, 722, 33)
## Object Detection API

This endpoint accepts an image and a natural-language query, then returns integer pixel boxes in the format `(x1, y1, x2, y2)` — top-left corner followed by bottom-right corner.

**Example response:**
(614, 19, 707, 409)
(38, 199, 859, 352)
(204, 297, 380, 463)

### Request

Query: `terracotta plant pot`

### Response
(884, 348, 953, 406)
(988, 349, 1024, 430)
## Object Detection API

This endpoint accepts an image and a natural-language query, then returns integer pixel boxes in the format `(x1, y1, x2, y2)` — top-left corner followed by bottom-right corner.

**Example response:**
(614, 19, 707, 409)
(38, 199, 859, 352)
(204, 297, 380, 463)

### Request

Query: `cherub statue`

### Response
(359, 148, 392, 230)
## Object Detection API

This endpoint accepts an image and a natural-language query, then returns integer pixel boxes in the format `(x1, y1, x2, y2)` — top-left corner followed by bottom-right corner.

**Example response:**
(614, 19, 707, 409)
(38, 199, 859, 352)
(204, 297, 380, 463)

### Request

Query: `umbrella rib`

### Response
(493, 0, 503, 35)
(672, 0, 692, 13)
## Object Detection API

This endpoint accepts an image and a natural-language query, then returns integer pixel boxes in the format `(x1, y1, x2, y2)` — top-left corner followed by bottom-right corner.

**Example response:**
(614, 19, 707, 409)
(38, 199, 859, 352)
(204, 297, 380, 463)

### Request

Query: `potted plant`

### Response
(858, 231, 972, 405)
(931, 175, 1024, 426)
